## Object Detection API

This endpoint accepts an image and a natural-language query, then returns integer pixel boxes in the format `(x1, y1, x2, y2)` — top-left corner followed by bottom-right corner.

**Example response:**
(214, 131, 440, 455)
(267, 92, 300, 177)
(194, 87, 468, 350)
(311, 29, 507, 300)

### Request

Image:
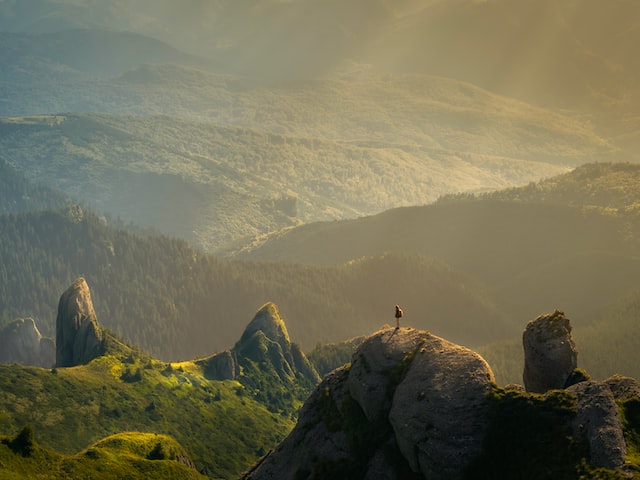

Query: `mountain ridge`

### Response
(0, 109, 595, 252)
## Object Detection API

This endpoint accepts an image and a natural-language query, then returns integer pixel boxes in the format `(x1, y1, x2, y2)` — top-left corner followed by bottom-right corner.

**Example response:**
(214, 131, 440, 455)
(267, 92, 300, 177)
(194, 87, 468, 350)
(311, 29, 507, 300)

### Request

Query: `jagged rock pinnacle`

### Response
(55, 277, 103, 367)
(239, 302, 291, 349)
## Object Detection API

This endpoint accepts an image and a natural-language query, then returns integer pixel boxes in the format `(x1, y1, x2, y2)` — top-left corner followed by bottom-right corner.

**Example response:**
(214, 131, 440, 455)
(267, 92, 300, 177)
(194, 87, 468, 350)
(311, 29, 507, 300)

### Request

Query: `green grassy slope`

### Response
(0, 429, 208, 480)
(0, 345, 294, 479)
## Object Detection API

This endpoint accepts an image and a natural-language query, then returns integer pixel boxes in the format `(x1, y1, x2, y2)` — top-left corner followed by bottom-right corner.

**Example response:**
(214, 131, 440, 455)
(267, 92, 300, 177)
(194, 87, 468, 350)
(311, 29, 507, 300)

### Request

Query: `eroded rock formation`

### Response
(523, 310, 577, 393)
(55, 277, 103, 367)
(567, 381, 627, 470)
(198, 302, 320, 387)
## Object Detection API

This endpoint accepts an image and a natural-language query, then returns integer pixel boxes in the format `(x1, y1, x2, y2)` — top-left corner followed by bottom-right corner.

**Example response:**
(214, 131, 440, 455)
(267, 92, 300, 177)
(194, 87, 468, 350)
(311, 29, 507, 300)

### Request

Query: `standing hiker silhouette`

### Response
(395, 305, 403, 329)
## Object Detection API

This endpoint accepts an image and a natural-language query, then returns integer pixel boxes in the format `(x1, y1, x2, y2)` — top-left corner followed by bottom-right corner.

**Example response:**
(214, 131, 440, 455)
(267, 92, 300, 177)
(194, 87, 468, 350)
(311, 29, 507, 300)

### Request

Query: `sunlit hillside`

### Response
(0, 334, 295, 479)
(0, 105, 594, 251)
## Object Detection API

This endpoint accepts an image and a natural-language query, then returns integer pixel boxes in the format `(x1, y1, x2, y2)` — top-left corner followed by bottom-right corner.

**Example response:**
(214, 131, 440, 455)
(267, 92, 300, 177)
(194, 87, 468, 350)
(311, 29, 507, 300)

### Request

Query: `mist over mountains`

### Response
(2, 2, 640, 477)
(3, 0, 639, 112)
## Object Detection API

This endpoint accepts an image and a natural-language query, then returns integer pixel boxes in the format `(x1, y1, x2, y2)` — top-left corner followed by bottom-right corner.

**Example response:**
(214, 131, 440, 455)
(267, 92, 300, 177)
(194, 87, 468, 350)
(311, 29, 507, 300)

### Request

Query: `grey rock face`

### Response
(0, 318, 55, 367)
(199, 349, 240, 380)
(245, 327, 496, 480)
(567, 381, 627, 470)
(239, 302, 291, 351)
(243, 366, 353, 480)
(523, 310, 577, 393)
(347, 328, 431, 423)
(55, 277, 103, 367)
(388, 333, 495, 479)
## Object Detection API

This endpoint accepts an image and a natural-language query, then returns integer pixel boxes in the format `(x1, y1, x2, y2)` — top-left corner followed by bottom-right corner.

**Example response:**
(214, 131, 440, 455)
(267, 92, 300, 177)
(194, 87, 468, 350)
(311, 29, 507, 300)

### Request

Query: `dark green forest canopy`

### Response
(0, 207, 509, 361)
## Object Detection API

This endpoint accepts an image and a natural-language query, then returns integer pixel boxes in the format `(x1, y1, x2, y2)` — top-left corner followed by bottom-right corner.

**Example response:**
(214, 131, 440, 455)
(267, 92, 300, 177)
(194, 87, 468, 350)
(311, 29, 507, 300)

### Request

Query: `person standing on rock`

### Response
(395, 305, 403, 329)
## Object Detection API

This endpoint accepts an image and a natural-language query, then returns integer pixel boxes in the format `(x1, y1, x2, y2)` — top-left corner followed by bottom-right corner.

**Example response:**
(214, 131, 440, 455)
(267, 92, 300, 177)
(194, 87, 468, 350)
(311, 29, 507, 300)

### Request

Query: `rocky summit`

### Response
(55, 277, 104, 367)
(198, 302, 320, 391)
(244, 327, 496, 480)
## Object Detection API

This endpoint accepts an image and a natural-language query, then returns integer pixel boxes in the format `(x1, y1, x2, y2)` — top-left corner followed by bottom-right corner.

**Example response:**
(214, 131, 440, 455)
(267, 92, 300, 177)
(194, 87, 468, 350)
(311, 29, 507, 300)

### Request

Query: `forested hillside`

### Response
(0, 88, 601, 250)
(0, 206, 510, 360)
(0, 159, 69, 214)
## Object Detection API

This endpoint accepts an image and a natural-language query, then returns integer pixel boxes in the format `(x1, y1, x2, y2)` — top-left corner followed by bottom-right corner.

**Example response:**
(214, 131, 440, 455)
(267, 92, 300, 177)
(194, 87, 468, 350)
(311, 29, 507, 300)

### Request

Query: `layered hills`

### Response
(3, 0, 639, 112)
(2, 2, 636, 254)
(3, 162, 640, 383)
(2, 0, 639, 156)
(0, 95, 600, 251)
(226, 163, 640, 382)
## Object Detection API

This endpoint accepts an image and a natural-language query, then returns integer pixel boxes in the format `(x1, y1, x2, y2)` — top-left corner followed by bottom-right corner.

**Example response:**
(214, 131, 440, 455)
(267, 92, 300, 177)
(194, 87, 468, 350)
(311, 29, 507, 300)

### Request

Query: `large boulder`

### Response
(244, 327, 496, 480)
(55, 277, 104, 367)
(347, 328, 431, 423)
(0, 318, 55, 367)
(388, 332, 495, 479)
(523, 310, 577, 393)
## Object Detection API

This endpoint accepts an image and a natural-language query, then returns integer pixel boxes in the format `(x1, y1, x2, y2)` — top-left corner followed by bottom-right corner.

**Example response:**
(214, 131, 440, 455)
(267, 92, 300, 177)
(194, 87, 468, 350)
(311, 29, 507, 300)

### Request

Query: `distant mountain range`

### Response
(2, 1, 638, 252)
(3, 0, 639, 114)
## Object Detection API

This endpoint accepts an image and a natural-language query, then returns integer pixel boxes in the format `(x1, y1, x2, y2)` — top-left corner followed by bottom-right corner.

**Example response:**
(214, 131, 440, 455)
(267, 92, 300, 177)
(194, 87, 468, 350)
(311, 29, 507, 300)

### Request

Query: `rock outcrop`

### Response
(0, 318, 55, 367)
(389, 334, 495, 478)
(233, 302, 320, 385)
(244, 327, 496, 480)
(523, 310, 577, 393)
(198, 349, 240, 381)
(243, 310, 640, 479)
(55, 277, 104, 367)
